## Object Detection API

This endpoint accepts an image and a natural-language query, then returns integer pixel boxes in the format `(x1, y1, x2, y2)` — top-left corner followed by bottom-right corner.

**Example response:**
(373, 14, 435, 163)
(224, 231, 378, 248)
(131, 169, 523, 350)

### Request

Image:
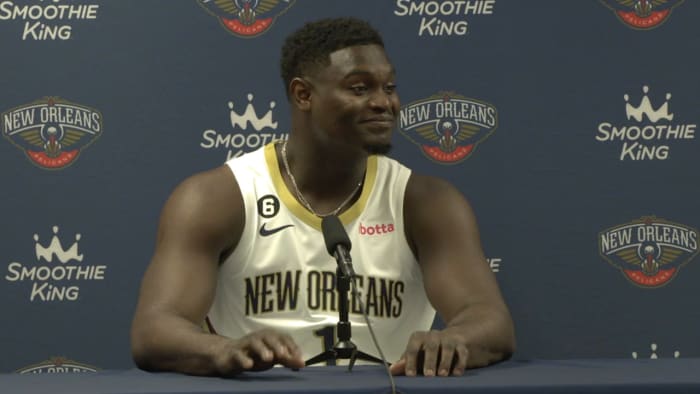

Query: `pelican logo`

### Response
(399, 91, 498, 164)
(599, 216, 699, 288)
(197, 0, 295, 38)
(16, 357, 99, 374)
(600, 0, 684, 29)
(2, 97, 102, 169)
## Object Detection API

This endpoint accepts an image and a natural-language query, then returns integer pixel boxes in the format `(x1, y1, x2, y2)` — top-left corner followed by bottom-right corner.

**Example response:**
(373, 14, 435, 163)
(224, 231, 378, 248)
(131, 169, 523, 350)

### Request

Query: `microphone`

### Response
(320, 215, 396, 392)
(321, 215, 356, 278)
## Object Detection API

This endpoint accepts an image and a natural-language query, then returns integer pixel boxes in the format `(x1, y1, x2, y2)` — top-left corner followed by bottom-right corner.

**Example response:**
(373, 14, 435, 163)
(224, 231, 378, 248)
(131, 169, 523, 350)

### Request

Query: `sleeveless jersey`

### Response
(206, 143, 436, 363)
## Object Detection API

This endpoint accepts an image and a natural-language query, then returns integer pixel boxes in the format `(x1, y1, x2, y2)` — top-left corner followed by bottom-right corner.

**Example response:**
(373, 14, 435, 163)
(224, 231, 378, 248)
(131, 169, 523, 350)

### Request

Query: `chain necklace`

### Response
(280, 140, 363, 218)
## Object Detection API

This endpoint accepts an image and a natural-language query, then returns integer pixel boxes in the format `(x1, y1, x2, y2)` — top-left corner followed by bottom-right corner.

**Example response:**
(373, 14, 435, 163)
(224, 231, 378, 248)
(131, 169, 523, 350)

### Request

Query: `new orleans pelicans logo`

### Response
(2, 97, 102, 170)
(600, 0, 684, 29)
(16, 357, 99, 374)
(599, 216, 698, 288)
(198, 0, 295, 38)
(399, 91, 498, 164)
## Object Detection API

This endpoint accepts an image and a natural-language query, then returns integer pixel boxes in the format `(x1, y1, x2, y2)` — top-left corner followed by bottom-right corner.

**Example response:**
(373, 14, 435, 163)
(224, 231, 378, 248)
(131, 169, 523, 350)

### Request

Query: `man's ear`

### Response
(289, 77, 312, 111)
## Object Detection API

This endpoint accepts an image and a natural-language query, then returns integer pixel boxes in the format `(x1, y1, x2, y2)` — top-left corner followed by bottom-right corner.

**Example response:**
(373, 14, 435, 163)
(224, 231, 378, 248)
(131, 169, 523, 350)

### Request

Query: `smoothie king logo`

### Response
(197, 0, 294, 38)
(200, 93, 287, 161)
(399, 91, 497, 164)
(2, 97, 102, 169)
(596, 85, 695, 161)
(0, 0, 100, 40)
(599, 216, 698, 288)
(394, 0, 496, 36)
(4, 226, 108, 302)
(16, 357, 99, 374)
(600, 0, 684, 29)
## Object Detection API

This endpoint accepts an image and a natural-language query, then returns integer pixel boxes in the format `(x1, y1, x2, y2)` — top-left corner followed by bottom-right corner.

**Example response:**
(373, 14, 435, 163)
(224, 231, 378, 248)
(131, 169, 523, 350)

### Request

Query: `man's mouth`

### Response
(361, 117, 395, 126)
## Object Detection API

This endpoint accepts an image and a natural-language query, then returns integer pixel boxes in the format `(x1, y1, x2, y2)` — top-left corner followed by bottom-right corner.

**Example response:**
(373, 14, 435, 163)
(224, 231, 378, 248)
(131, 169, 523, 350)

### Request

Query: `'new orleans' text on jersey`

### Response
(244, 269, 404, 318)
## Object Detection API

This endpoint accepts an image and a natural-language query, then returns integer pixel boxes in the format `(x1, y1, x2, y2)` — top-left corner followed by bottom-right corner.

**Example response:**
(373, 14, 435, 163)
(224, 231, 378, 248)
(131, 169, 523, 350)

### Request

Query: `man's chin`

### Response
(364, 143, 392, 155)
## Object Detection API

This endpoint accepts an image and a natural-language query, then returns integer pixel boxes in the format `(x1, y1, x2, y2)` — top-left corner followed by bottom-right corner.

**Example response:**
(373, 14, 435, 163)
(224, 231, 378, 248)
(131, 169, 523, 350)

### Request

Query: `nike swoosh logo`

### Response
(259, 223, 294, 236)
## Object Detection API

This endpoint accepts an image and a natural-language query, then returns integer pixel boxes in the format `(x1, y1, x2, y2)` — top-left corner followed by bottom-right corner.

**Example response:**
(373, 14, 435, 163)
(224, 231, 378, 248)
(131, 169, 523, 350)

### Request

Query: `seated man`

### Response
(131, 17, 515, 377)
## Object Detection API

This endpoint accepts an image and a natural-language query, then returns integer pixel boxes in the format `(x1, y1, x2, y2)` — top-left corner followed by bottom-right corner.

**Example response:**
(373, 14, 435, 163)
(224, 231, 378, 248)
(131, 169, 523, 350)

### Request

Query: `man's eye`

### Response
(384, 84, 397, 93)
(350, 86, 368, 94)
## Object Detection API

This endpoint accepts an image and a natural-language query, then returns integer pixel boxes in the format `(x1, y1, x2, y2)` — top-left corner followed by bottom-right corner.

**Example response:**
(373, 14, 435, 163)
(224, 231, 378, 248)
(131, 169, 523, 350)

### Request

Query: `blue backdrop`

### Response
(1, 0, 698, 373)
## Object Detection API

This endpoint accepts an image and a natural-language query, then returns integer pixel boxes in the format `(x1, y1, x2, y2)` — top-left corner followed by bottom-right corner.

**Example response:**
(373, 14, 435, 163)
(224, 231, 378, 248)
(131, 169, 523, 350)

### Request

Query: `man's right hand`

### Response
(214, 329, 305, 375)
(131, 168, 305, 377)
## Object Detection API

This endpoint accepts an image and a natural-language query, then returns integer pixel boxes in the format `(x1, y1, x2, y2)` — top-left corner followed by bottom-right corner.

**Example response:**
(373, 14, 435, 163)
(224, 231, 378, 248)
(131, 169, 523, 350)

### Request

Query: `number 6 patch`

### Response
(257, 195, 280, 218)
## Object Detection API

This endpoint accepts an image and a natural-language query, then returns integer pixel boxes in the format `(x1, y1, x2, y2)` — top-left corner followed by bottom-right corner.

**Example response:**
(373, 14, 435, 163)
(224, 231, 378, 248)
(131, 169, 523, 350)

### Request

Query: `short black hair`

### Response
(280, 17, 384, 96)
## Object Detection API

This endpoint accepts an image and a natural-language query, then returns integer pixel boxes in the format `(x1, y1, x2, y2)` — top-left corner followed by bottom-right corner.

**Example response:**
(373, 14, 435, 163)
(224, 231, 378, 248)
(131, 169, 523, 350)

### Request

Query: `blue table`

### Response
(2, 358, 699, 393)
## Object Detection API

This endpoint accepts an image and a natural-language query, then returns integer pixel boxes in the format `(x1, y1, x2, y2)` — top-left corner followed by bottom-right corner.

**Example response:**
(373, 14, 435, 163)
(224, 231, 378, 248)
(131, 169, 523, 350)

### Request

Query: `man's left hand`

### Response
(389, 328, 468, 377)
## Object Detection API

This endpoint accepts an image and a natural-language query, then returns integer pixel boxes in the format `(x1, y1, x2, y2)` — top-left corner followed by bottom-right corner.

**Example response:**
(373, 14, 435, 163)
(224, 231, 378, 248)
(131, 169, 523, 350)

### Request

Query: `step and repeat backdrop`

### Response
(1, 0, 698, 373)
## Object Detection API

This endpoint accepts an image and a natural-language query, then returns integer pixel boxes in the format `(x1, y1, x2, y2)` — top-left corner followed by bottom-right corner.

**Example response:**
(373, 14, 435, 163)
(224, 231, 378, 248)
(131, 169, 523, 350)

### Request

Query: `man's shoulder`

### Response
(405, 173, 465, 211)
(183, 165, 236, 190)
(152, 165, 243, 256)
(224, 144, 270, 168)
(376, 154, 406, 167)
(168, 166, 240, 213)
(406, 172, 450, 189)
(374, 154, 413, 180)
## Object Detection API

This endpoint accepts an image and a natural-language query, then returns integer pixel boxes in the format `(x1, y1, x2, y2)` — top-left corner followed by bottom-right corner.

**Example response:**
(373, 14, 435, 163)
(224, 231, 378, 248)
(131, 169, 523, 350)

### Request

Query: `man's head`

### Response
(281, 18, 397, 155)
(280, 17, 384, 96)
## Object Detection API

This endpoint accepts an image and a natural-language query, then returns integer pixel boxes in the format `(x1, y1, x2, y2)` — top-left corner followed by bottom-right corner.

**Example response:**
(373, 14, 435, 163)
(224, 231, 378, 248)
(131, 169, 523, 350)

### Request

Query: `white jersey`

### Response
(207, 143, 436, 363)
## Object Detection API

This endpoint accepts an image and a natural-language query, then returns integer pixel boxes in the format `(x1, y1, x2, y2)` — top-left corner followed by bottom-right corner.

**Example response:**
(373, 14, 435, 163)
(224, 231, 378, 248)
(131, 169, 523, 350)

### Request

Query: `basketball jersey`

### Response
(206, 142, 436, 363)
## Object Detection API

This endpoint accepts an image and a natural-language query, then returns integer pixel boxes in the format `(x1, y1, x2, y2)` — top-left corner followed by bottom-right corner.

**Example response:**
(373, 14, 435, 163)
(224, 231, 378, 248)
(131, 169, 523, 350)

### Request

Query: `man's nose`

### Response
(369, 91, 392, 111)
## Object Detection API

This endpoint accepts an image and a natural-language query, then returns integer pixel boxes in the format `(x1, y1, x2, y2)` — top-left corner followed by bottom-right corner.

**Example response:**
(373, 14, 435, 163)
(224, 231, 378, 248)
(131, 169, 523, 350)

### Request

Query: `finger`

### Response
(248, 336, 274, 362)
(230, 348, 255, 371)
(437, 340, 457, 377)
(421, 331, 441, 377)
(279, 334, 302, 358)
(404, 332, 425, 377)
(217, 342, 254, 376)
(389, 357, 406, 376)
(262, 332, 303, 368)
(261, 334, 287, 359)
(452, 344, 469, 376)
(276, 335, 305, 368)
(279, 357, 305, 369)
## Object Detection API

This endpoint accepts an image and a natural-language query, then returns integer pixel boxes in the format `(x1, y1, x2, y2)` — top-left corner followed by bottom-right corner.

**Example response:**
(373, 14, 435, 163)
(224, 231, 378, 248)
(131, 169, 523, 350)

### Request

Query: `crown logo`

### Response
(34, 225, 83, 264)
(624, 85, 674, 123)
(228, 93, 278, 131)
(632, 343, 680, 359)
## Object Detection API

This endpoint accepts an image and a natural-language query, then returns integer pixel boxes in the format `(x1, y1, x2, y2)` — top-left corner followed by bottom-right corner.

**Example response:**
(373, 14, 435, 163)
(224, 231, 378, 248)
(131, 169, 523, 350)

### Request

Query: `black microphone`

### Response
(321, 215, 356, 278)
(320, 215, 395, 389)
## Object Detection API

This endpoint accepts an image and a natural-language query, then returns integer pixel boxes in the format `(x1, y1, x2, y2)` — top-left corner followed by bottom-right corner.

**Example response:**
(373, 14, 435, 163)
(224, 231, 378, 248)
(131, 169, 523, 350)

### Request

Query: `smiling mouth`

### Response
(361, 118, 395, 126)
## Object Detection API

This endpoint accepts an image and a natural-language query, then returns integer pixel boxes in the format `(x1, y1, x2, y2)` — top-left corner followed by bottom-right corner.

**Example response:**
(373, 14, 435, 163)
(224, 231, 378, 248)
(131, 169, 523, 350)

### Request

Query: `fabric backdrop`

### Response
(1, 0, 697, 373)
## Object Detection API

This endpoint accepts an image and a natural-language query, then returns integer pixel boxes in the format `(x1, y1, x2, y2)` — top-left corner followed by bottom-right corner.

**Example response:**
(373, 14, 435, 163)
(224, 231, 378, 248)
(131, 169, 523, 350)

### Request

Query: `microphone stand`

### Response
(304, 266, 386, 371)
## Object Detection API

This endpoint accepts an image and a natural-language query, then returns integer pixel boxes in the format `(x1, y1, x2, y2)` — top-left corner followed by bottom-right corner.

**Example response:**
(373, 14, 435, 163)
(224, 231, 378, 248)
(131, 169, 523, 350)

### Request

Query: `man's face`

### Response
(306, 44, 399, 154)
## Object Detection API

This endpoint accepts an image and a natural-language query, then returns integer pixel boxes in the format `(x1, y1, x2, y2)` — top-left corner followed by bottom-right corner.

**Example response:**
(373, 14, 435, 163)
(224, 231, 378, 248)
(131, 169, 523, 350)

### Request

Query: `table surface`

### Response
(2, 358, 699, 394)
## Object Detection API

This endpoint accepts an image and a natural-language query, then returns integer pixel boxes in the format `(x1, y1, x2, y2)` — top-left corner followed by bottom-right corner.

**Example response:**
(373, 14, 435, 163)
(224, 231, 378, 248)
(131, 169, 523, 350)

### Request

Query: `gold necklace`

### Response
(280, 140, 363, 217)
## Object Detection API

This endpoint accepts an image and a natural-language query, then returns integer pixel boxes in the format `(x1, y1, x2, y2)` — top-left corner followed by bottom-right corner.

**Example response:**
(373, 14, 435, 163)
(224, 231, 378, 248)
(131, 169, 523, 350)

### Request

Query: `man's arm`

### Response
(130, 166, 304, 376)
(390, 174, 515, 377)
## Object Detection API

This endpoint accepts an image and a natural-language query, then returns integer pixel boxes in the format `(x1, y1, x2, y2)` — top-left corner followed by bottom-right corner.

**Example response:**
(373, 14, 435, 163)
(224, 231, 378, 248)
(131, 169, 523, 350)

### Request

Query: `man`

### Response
(131, 17, 515, 377)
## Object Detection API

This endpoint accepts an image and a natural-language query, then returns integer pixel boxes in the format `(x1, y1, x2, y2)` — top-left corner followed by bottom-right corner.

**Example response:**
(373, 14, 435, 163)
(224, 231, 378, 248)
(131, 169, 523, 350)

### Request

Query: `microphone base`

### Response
(305, 340, 387, 370)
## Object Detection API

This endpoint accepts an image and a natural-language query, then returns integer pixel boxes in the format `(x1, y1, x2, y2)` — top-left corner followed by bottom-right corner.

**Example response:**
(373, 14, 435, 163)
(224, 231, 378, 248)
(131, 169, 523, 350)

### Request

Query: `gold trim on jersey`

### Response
(265, 142, 377, 230)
